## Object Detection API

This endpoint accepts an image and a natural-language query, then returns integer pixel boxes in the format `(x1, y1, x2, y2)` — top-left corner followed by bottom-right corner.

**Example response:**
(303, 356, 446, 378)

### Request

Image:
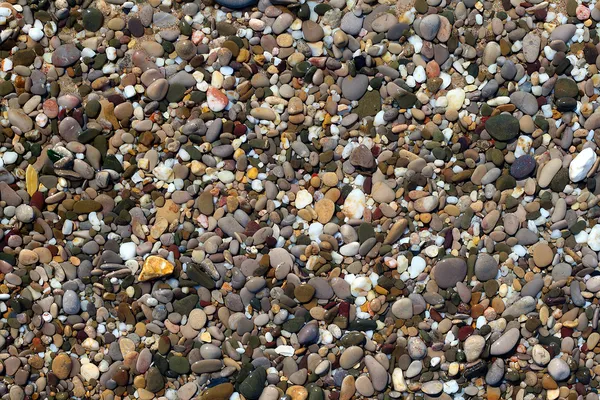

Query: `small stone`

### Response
(52, 44, 81, 67)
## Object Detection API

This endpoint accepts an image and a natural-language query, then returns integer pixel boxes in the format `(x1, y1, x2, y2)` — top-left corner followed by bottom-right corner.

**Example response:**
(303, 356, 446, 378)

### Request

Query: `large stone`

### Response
(555, 78, 579, 99)
(433, 258, 467, 288)
(502, 296, 537, 317)
(82, 8, 104, 32)
(341, 74, 369, 101)
(474, 254, 498, 281)
(52, 354, 72, 379)
(7, 110, 33, 132)
(391, 298, 413, 319)
(569, 147, 596, 182)
(349, 145, 375, 169)
(522, 32, 541, 63)
(485, 114, 519, 141)
(490, 328, 520, 355)
(239, 367, 266, 400)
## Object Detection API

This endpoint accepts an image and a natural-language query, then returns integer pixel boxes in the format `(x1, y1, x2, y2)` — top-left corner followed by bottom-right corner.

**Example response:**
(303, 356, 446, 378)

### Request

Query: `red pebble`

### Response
(458, 325, 474, 341)
(42, 99, 59, 118)
(168, 244, 180, 259)
(426, 61, 440, 78)
(30, 191, 44, 211)
(338, 301, 350, 317)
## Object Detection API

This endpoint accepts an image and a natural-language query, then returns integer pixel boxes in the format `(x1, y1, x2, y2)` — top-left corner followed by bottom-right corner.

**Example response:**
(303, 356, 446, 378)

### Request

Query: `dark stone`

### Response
(485, 114, 519, 141)
(82, 8, 104, 32)
(145, 367, 165, 393)
(85, 100, 101, 118)
(239, 366, 266, 400)
(173, 294, 198, 316)
(554, 77, 579, 99)
(510, 155, 536, 180)
(128, 18, 145, 37)
(166, 83, 186, 103)
(13, 49, 36, 66)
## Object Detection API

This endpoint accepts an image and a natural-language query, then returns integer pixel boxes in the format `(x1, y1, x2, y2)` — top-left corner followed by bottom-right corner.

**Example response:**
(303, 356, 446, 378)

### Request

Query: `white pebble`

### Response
(2, 152, 17, 164)
(28, 27, 44, 41)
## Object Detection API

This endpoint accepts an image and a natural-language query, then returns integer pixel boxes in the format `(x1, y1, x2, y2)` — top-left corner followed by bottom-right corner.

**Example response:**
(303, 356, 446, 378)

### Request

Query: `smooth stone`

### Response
(502, 296, 537, 317)
(62, 290, 80, 314)
(490, 328, 520, 355)
(364, 355, 387, 391)
(548, 358, 570, 381)
(474, 254, 498, 281)
(433, 258, 467, 288)
(341, 75, 369, 101)
(339, 346, 364, 369)
(419, 14, 440, 41)
(510, 91, 538, 115)
(485, 114, 519, 141)
(52, 44, 81, 67)
(510, 155, 536, 180)
(391, 298, 413, 319)
(464, 335, 486, 362)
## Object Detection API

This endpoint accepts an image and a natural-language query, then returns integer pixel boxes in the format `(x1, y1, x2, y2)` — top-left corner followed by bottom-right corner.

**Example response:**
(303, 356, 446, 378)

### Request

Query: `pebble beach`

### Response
(1, 0, 600, 399)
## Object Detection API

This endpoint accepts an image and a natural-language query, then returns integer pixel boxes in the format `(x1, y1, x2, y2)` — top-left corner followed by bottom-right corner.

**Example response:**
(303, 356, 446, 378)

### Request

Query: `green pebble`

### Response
(0, 81, 14, 96)
(292, 61, 311, 78)
(395, 91, 417, 108)
(162, 41, 175, 54)
(237, 370, 265, 400)
(180, 20, 192, 36)
(169, 356, 190, 375)
(485, 114, 519, 141)
(496, 175, 516, 191)
(166, 83, 186, 103)
(414, 0, 428, 13)
(93, 53, 108, 70)
(85, 100, 101, 118)
(297, 3, 310, 19)
(550, 168, 569, 192)
(186, 265, 215, 289)
(173, 294, 199, 316)
(353, 90, 381, 118)
(103, 154, 123, 172)
(78, 128, 101, 143)
(314, 4, 332, 15)
(82, 8, 104, 32)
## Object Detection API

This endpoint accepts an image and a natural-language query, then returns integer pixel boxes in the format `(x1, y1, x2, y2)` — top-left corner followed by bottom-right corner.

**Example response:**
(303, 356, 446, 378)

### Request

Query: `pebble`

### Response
(490, 328, 520, 355)
(419, 14, 441, 40)
(548, 358, 570, 381)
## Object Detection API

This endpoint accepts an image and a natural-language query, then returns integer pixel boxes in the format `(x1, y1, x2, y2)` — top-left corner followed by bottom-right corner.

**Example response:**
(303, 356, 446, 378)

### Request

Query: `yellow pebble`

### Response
(247, 167, 258, 179)
(233, 148, 245, 160)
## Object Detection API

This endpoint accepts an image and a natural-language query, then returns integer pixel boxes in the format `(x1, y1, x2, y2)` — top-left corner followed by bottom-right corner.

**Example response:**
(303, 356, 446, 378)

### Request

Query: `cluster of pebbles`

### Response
(4, 0, 600, 398)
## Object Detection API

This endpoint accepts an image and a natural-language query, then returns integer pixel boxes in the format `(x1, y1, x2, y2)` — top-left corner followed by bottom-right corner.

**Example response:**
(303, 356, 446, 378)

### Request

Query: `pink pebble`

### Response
(577, 5, 590, 20)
